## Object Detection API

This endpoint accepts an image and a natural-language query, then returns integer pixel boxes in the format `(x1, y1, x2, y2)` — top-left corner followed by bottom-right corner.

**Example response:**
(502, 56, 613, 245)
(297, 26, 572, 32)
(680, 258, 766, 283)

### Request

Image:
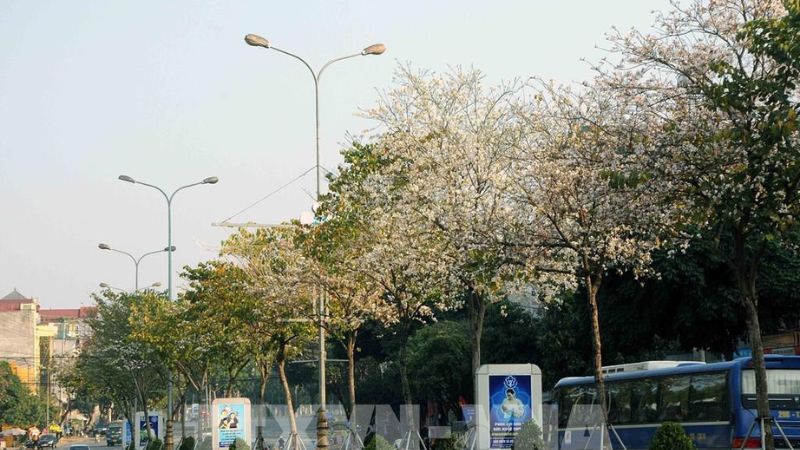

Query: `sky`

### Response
(0, 1, 670, 308)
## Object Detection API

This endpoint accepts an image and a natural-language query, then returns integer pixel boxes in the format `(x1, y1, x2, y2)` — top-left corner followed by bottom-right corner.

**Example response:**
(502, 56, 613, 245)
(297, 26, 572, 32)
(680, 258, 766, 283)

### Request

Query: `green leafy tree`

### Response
(406, 321, 471, 417)
(223, 227, 316, 450)
(0, 361, 46, 425)
(298, 190, 385, 424)
(481, 301, 540, 367)
(76, 290, 168, 438)
(314, 141, 453, 429)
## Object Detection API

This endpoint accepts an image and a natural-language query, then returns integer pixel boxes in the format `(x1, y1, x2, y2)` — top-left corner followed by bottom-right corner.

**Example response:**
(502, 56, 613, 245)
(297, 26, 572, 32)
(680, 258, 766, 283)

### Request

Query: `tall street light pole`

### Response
(244, 33, 385, 450)
(98, 243, 175, 290)
(118, 174, 218, 450)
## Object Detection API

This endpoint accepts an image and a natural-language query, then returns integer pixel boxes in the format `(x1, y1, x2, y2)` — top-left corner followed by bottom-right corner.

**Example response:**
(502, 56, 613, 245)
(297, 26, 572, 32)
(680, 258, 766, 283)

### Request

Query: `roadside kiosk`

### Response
(475, 364, 543, 450)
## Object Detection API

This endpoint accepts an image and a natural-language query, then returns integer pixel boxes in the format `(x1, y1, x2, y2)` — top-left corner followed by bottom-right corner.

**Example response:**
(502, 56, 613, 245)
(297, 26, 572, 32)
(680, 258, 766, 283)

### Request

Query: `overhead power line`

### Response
(215, 166, 316, 226)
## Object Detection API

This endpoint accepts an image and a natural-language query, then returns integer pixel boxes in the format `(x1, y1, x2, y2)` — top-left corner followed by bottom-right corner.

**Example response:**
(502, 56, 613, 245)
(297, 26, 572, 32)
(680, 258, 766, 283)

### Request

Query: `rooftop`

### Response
(0, 289, 36, 311)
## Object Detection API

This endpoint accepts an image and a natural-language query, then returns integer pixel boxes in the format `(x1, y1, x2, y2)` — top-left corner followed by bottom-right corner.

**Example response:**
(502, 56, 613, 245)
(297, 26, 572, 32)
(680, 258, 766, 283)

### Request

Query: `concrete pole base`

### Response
(316, 410, 329, 450)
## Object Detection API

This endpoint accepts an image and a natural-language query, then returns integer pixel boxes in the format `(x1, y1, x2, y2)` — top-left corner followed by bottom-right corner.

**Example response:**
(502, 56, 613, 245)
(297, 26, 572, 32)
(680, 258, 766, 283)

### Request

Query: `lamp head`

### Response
(245, 34, 271, 49)
(99, 283, 109, 288)
(362, 43, 386, 55)
(203, 176, 219, 184)
(118, 175, 136, 183)
(164, 246, 176, 252)
(98, 243, 111, 250)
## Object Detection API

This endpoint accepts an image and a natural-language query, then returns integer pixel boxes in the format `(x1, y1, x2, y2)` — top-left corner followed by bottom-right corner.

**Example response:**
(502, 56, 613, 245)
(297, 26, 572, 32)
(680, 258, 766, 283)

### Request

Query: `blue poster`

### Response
(216, 403, 246, 448)
(138, 415, 159, 447)
(489, 375, 532, 449)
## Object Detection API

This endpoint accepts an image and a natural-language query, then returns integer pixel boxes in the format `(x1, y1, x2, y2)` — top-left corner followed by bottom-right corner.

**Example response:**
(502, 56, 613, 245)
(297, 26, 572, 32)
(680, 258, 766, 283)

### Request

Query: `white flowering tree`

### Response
(603, 1, 800, 446)
(510, 82, 669, 430)
(316, 142, 454, 430)
(365, 66, 528, 378)
(223, 227, 315, 450)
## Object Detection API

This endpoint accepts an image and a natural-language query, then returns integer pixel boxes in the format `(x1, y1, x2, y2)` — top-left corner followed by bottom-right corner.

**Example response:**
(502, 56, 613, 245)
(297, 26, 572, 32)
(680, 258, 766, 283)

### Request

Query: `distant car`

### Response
(41, 435, 58, 448)
(23, 437, 55, 450)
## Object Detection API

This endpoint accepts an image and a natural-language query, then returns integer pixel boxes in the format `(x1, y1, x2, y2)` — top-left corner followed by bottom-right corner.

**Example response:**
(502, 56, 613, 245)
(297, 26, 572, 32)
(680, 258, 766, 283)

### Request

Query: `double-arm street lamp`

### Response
(118, 175, 218, 300)
(243, 33, 385, 450)
(98, 243, 175, 290)
(118, 174, 218, 450)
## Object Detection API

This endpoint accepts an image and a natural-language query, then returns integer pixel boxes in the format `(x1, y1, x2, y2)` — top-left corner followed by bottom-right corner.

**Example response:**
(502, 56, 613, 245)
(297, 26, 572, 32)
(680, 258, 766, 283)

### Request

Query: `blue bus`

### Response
(551, 356, 800, 449)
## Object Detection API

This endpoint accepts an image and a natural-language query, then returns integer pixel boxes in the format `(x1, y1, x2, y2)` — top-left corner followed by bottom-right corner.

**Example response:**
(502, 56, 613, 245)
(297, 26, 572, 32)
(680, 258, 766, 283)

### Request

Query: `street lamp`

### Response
(98, 243, 175, 290)
(117, 175, 217, 300)
(243, 33, 385, 450)
(118, 174, 218, 450)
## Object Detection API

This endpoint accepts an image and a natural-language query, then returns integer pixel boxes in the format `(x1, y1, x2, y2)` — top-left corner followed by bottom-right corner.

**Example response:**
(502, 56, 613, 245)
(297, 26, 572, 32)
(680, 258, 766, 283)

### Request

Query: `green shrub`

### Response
(229, 438, 251, 450)
(649, 422, 696, 450)
(178, 436, 196, 450)
(145, 438, 164, 450)
(512, 421, 545, 450)
(365, 435, 394, 450)
(431, 437, 457, 450)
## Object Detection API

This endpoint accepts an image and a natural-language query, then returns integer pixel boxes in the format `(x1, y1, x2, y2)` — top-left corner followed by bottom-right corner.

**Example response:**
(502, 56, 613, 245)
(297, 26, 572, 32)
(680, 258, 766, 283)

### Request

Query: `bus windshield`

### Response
(741, 369, 800, 409)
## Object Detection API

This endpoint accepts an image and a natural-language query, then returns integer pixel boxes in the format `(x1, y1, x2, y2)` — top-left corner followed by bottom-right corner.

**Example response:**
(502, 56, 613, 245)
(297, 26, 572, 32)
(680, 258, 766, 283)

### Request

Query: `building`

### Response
(0, 289, 94, 397)
(38, 306, 95, 404)
(0, 289, 56, 394)
(39, 307, 94, 357)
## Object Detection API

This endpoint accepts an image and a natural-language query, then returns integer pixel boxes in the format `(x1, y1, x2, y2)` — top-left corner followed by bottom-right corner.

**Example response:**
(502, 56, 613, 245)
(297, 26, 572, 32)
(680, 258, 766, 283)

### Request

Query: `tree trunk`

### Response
(397, 342, 416, 442)
(585, 271, 610, 449)
(345, 332, 358, 429)
(467, 287, 487, 443)
(259, 361, 271, 404)
(277, 346, 298, 450)
(735, 232, 774, 450)
(131, 372, 153, 444)
(141, 394, 153, 444)
(257, 358, 271, 449)
(180, 396, 186, 440)
(468, 289, 487, 390)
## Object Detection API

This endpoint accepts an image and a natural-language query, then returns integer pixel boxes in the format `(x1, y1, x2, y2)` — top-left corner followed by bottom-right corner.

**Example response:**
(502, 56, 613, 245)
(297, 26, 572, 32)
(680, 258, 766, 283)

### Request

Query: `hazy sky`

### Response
(0, 1, 668, 308)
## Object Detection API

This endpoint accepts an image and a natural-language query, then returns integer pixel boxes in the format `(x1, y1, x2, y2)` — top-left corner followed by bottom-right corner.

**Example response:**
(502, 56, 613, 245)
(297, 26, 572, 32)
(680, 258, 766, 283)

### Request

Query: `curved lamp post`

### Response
(117, 175, 217, 300)
(244, 33, 385, 450)
(118, 174, 218, 449)
(98, 243, 175, 290)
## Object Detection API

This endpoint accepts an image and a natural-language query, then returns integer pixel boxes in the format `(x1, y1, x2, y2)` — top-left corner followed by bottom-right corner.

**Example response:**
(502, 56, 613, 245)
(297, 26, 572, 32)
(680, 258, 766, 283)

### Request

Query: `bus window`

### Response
(742, 369, 800, 409)
(630, 379, 658, 424)
(607, 382, 632, 424)
(559, 385, 597, 428)
(659, 376, 690, 421)
(688, 372, 727, 421)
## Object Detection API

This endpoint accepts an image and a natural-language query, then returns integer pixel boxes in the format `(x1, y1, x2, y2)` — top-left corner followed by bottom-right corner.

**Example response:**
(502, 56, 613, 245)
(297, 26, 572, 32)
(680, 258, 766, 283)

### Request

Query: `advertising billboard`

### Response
(134, 412, 163, 449)
(476, 364, 542, 450)
(212, 398, 251, 450)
